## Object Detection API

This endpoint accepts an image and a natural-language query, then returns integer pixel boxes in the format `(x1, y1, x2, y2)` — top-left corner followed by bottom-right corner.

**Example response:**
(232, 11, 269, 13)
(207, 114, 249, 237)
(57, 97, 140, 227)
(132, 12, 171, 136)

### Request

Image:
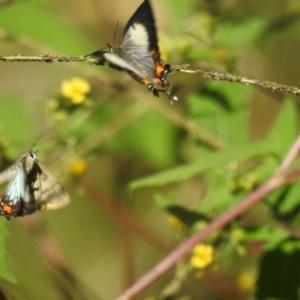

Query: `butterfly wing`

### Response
(89, 49, 140, 73)
(121, 0, 162, 79)
(122, 0, 158, 53)
(34, 162, 70, 211)
(0, 167, 27, 217)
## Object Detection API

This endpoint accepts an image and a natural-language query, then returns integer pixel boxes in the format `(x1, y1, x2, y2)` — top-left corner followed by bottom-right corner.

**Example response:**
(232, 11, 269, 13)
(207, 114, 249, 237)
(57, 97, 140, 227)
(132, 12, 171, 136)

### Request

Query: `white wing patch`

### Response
(103, 53, 136, 71)
(123, 23, 149, 49)
(3, 169, 26, 205)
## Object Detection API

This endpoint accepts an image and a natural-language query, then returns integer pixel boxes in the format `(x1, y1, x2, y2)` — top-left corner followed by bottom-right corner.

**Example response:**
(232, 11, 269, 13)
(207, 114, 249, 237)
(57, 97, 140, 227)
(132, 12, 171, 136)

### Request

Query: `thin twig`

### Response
(2, 53, 300, 98)
(116, 133, 300, 300)
(0, 54, 96, 63)
(172, 65, 300, 98)
(277, 134, 300, 175)
(3, 52, 300, 151)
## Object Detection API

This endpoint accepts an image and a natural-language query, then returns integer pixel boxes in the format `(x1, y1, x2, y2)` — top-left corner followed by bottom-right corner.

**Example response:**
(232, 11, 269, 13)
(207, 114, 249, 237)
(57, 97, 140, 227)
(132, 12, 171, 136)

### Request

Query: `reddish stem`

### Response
(116, 133, 300, 300)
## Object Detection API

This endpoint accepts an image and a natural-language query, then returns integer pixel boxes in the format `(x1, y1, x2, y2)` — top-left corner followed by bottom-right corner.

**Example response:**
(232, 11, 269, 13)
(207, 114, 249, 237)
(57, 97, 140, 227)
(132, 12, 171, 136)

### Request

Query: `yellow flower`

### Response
(190, 244, 214, 269)
(70, 158, 87, 177)
(167, 215, 184, 230)
(61, 77, 91, 104)
(236, 270, 256, 292)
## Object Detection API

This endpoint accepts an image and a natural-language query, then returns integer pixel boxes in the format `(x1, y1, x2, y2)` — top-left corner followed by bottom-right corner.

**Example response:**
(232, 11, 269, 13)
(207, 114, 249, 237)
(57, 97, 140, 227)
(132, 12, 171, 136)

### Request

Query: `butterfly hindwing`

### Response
(34, 163, 70, 211)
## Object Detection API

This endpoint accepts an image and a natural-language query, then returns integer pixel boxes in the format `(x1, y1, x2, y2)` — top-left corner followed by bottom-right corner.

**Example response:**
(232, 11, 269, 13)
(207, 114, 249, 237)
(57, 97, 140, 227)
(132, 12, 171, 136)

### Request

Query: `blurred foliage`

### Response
(1, 0, 300, 299)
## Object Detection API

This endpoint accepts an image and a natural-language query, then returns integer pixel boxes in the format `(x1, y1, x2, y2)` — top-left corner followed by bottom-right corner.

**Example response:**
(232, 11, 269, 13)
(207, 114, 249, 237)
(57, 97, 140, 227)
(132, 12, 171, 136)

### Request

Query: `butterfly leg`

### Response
(147, 84, 159, 97)
(147, 83, 178, 104)
(163, 81, 178, 103)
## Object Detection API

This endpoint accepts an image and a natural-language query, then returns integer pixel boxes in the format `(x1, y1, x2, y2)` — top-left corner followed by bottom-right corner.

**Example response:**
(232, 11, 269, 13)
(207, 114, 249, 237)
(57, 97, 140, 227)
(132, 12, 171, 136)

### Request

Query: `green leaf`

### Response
(188, 83, 253, 145)
(0, 219, 17, 284)
(198, 188, 242, 214)
(244, 226, 290, 251)
(256, 248, 300, 300)
(186, 47, 216, 61)
(0, 95, 37, 154)
(154, 194, 208, 226)
(0, 1, 91, 53)
(266, 184, 300, 224)
(110, 110, 179, 168)
(216, 16, 268, 53)
(67, 103, 115, 141)
(266, 97, 297, 158)
(129, 139, 274, 191)
(204, 80, 253, 110)
(277, 183, 300, 215)
(255, 155, 279, 182)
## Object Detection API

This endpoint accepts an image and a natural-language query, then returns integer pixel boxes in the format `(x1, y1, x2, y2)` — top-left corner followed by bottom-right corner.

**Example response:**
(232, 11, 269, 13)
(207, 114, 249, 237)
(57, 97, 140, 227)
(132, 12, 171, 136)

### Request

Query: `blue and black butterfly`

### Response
(87, 0, 177, 101)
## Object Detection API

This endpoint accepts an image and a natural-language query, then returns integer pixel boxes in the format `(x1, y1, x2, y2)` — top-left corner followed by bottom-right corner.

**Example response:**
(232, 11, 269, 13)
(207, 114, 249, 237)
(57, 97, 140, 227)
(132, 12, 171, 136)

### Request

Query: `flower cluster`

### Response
(190, 243, 214, 269)
(61, 77, 91, 105)
(47, 77, 92, 121)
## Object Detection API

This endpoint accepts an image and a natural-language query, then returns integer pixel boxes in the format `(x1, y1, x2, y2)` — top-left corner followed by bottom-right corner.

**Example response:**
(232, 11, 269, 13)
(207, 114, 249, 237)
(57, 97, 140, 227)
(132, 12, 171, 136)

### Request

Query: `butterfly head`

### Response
(20, 151, 37, 174)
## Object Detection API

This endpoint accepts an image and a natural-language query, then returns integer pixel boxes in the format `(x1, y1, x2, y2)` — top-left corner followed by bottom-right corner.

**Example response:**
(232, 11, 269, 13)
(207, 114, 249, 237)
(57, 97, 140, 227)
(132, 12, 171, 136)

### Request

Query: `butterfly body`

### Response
(0, 152, 70, 219)
(88, 0, 177, 101)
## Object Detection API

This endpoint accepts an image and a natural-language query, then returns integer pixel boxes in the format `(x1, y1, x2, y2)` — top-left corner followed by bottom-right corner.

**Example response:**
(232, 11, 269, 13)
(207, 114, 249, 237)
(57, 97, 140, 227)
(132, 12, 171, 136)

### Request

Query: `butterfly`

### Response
(0, 151, 70, 219)
(87, 0, 177, 102)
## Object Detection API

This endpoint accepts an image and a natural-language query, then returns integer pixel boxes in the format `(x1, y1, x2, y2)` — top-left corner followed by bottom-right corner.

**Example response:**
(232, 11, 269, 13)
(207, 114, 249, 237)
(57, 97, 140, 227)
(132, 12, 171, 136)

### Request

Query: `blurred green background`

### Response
(1, 0, 300, 299)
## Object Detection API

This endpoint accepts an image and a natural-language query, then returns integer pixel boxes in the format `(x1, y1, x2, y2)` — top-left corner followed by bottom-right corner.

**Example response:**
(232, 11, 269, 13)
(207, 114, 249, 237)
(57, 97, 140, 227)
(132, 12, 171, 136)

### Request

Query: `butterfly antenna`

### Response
(113, 21, 119, 45)
(30, 137, 55, 152)
(30, 143, 37, 152)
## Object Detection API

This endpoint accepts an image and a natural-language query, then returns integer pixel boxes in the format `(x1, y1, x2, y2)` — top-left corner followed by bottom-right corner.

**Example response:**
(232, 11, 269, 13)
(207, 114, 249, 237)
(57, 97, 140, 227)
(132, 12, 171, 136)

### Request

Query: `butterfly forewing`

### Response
(122, 0, 159, 55)
(1, 168, 26, 217)
(121, 0, 160, 79)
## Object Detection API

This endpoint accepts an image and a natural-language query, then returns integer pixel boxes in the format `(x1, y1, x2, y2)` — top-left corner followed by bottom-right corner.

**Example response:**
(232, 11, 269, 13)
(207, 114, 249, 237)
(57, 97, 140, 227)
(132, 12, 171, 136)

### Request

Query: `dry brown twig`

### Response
(1, 54, 300, 98)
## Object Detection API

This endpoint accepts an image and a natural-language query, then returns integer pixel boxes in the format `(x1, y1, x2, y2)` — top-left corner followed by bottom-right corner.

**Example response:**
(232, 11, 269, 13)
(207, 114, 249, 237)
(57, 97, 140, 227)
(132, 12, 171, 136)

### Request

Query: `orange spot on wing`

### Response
(155, 64, 164, 78)
(2, 204, 12, 214)
(142, 79, 151, 85)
